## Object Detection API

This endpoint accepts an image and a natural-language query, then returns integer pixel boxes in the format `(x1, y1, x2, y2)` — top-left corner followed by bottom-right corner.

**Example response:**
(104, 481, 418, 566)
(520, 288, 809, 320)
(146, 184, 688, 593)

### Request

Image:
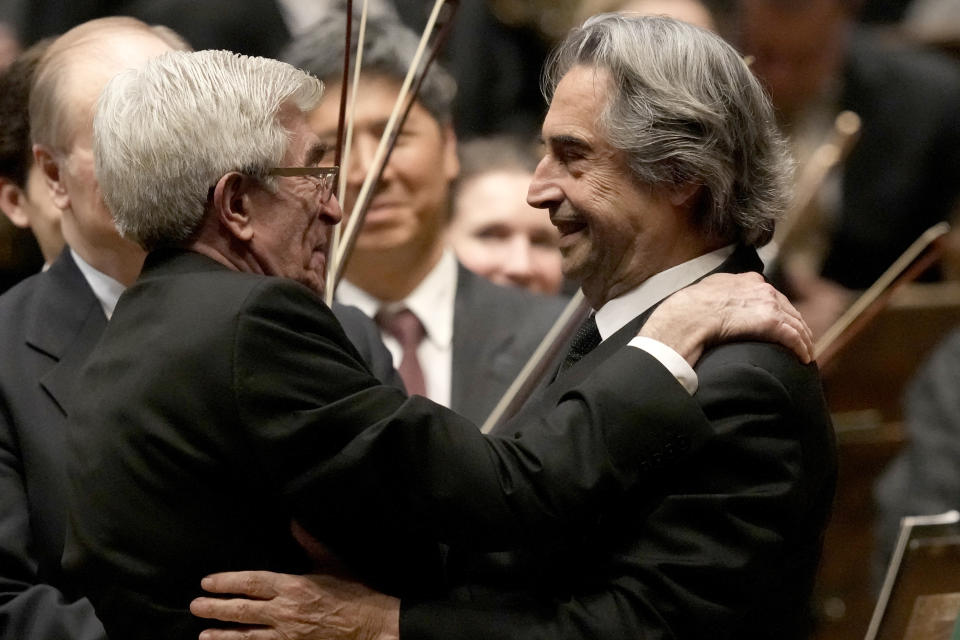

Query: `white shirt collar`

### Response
(70, 248, 126, 320)
(336, 249, 458, 348)
(593, 245, 735, 341)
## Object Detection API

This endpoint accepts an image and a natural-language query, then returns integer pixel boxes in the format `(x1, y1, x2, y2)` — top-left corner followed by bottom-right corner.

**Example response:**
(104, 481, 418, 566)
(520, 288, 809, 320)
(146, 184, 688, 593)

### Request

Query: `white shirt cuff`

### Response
(628, 336, 699, 395)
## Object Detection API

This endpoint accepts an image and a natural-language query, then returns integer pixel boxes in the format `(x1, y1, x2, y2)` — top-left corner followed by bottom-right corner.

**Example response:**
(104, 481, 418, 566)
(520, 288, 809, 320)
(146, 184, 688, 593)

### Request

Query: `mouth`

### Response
(551, 218, 587, 238)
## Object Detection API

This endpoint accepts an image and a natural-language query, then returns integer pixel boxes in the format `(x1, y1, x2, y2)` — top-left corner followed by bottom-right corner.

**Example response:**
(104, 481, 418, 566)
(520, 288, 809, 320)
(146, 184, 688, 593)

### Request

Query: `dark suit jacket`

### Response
(400, 246, 838, 640)
(451, 265, 565, 424)
(0, 249, 108, 640)
(0, 250, 396, 640)
(64, 249, 712, 640)
(821, 28, 960, 289)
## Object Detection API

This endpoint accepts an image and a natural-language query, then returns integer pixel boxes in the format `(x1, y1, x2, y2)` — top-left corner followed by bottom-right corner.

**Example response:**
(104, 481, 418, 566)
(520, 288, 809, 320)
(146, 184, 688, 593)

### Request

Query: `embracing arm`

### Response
(192, 343, 833, 640)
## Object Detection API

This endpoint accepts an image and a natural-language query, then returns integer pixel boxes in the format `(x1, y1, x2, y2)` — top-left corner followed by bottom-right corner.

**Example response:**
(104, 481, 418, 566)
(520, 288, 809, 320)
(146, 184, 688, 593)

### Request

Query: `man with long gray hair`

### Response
(189, 14, 835, 640)
(65, 24, 820, 640)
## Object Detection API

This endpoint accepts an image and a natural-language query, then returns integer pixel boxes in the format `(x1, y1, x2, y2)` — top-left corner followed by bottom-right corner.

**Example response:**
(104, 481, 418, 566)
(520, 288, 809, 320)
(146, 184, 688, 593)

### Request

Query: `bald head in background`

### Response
(0, 17, 183, 640)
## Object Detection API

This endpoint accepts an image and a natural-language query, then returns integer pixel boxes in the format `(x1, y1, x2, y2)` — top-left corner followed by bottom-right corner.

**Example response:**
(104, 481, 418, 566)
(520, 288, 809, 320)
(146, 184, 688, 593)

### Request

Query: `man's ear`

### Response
(441, 123, 459, 182)
(33, 144, 69, 211)
(0, 178, 31, 228)
(669, 182, 702, 208)
(211, 172, 254, 242)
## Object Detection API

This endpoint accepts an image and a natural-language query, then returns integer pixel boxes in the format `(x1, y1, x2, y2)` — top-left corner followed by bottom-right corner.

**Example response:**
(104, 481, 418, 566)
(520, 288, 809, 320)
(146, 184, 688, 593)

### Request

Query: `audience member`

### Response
(284, 12, 566, 424)
(62, 32, 816, 638)
(0, 18, 176, 640)
(185, 14, 831, 640)
(448, 136, 563, 295)
(874, 326, 960, 578)
(735, 0, 960, 336)
(0, 39, 58, 291)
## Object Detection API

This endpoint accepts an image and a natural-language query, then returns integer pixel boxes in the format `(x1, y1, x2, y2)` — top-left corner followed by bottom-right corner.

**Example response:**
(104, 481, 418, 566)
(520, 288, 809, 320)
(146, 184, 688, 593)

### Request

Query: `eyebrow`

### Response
(543, 134, 592, 155)
(304, 141, 329, 167)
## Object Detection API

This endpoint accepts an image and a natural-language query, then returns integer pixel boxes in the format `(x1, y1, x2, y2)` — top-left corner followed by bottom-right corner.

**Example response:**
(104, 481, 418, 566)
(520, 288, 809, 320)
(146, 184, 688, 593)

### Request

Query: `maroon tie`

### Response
(376, 308, 427, 397)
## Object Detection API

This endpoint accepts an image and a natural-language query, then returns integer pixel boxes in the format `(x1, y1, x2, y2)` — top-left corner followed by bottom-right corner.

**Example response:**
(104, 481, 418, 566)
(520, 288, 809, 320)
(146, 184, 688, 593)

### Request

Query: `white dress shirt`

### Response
(70, 248, 126, 320)
(336, 250, 458, 406)
(597, 244, 736, 395)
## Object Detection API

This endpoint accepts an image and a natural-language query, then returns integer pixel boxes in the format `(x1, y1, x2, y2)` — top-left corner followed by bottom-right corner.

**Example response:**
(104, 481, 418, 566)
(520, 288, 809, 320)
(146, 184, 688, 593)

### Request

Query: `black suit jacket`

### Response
(0, 249, 396, 640)
(450, 265, 565, 424)
(400, 246, 837, 640)
(821, 28, 960, 289)
(64, 249, 712, 639)
(0, 249, 108, 640)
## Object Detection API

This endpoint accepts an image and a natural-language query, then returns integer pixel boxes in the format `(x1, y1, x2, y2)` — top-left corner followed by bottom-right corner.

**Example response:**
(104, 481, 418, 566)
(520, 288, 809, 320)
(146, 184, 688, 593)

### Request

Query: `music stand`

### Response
(865, 511, 960, 640)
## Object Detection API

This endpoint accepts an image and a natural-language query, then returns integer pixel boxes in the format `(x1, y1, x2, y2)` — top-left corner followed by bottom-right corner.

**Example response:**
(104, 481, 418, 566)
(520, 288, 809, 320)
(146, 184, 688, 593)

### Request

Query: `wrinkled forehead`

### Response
(277, 102, 328, 167)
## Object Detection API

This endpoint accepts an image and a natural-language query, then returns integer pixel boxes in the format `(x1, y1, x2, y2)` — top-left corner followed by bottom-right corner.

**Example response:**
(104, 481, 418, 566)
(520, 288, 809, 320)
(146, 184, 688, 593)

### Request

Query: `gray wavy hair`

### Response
(94, 50, 323, 250)
(543, 14, 792, 246)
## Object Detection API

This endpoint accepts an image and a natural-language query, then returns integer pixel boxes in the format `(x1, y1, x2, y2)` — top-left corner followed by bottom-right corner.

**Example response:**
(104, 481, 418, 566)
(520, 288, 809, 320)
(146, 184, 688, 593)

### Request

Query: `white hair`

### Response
(94, 49, 323, 250)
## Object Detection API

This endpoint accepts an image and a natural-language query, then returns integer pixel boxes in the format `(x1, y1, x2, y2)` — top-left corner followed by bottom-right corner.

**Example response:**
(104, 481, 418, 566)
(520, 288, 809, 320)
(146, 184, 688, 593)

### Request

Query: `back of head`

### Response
(282, 6, 457, 125)
(0, 39, 51, 186)
(94, 50, 323, 250)
(29, 17, 181, 155)
(543, 13, 792, 247)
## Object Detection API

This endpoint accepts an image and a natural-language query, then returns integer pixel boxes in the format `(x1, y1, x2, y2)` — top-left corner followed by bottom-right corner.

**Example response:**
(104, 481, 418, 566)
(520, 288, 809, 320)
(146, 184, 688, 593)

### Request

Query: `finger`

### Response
(198, 626, 276, 640)
(201, 571, 282, 599)
(191, 596, 271, 625)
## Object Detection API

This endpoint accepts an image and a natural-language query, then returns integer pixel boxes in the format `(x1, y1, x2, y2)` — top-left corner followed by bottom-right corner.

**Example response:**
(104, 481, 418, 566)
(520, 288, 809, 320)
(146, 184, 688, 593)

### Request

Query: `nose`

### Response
(321, 193, 344, 226)
(526, 155, 564, 211)
(501, 235, 534, 287)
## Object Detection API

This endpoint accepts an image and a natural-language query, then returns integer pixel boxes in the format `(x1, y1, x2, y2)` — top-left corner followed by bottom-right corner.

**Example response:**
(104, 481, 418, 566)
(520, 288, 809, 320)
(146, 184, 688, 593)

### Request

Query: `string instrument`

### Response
(814, 221, 952, 366)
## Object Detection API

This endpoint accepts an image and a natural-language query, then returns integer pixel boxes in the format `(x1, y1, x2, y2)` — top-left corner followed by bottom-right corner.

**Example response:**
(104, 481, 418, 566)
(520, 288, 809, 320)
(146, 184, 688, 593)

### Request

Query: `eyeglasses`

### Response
(267, 166, 339, 202)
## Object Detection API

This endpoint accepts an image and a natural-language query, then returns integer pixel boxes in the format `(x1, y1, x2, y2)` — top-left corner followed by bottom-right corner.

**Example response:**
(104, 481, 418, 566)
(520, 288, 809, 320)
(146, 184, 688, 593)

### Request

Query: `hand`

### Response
(640, 272, 814, 366)
(190, 571, 399, 640)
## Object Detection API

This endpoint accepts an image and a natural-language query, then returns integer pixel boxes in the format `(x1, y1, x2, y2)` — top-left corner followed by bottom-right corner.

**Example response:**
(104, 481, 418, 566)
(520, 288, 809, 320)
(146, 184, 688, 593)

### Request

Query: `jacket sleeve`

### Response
(231, 279, 713, 551)
(0, 408, 107, 640)
(398, 345, 835, 640)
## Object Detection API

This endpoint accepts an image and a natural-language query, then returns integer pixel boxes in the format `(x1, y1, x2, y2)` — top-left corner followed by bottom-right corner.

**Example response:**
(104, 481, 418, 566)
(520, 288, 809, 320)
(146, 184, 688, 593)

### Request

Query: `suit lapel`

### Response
(27, 251, 108, 416)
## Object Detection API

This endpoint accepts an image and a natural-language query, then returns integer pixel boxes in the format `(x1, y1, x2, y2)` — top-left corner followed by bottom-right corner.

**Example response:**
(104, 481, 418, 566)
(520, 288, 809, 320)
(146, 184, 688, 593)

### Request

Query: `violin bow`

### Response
(326, 0, 460, 296)
(480, 291, 592, 434)
(325, 0, 369, 305)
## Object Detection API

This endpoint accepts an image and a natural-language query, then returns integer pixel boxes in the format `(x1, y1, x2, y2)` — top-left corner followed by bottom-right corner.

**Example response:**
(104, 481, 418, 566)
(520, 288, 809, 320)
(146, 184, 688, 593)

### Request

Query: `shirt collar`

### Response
(593, 244, 735, 341)
(70, 248, 126, 320)
(336, 249, 458, 348)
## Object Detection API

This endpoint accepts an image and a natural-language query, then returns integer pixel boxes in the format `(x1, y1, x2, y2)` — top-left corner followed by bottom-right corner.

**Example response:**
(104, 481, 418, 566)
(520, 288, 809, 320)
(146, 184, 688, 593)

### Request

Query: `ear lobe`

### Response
(669, 182, 701, 208)
(441, 124, 459, 182)
(0, 179, 31, 228)
(33, 144, 69, 211)
(212, 172, 254, 242)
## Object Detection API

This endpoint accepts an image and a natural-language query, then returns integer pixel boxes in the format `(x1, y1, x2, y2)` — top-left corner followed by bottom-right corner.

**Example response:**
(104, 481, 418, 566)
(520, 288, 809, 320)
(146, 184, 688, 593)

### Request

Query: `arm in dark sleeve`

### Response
(232, 280, 712, 550)
(400, 345, 836, 640)
(0, 409, 107, 640)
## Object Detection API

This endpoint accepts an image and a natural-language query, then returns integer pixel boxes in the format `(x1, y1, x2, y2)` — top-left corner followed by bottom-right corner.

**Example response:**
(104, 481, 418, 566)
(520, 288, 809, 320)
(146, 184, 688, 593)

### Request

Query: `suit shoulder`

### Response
(458, 266, 567, 324)
(697, 341, 824, 400)
(0, 270, 43, 320)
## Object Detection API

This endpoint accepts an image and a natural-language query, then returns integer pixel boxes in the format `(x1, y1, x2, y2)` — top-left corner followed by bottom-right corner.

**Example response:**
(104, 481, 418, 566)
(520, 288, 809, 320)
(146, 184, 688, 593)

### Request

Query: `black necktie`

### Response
(558, 314, 601, 375)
